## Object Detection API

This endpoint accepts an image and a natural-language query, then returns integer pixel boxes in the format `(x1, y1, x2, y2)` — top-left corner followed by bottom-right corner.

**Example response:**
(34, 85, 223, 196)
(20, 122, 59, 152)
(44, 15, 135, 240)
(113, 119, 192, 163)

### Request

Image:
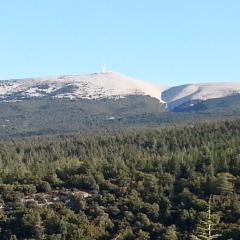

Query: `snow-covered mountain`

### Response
(162, 83, 240, 109)
(0, 72, 165, 102)
(0, 72, 240, 109)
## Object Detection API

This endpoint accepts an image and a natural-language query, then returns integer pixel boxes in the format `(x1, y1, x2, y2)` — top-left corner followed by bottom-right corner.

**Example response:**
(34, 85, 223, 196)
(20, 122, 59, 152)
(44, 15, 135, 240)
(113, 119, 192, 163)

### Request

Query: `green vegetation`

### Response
(1, 95, 240, 138)
(0, 120, 239, 239)
(0, 96, 166, 137)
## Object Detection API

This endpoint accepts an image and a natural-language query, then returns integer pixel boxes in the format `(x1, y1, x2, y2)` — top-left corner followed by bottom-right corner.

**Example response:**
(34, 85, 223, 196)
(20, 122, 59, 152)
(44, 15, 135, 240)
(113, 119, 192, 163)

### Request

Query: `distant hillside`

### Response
(162, 82, 240, 109)
(172, 94, 240, 115)
(0, 96, 168, 137)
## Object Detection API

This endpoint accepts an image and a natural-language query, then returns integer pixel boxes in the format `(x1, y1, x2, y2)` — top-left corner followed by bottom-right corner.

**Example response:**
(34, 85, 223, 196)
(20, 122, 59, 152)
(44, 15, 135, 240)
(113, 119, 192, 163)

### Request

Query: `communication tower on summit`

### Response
(102, 64, 106, 73)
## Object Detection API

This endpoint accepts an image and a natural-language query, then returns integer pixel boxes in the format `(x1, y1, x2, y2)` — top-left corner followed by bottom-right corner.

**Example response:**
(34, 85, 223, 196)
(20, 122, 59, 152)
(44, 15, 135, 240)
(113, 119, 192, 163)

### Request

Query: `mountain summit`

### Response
(0, 72, 165, 102)
(0, 72, 240, 108)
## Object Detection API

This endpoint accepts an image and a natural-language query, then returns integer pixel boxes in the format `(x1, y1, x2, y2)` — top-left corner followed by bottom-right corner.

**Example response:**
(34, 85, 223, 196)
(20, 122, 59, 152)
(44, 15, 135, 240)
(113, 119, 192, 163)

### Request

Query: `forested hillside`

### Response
(0, 96, 167, 137)
(0, 120, 240, 239)
(1, 94, 240, 137)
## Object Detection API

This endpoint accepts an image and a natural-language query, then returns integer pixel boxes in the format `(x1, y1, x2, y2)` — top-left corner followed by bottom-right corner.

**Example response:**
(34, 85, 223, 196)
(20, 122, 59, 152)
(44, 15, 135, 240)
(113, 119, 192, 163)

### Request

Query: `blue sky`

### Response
(0, 1, 240, 85)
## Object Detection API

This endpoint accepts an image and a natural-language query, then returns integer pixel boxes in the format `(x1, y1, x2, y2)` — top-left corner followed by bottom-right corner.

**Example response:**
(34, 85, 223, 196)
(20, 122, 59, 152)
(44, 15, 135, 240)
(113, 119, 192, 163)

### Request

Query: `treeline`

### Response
(0, 120, 240, 239)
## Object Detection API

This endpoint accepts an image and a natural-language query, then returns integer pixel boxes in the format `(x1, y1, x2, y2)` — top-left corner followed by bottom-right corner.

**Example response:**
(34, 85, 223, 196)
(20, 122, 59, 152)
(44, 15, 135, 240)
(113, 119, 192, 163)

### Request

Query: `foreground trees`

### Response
(0, 120, 240, 239)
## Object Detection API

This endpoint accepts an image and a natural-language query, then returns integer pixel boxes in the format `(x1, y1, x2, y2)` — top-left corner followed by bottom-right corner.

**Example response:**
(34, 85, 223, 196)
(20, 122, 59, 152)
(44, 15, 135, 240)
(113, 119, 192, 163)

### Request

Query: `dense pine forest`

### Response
(0, 120, 240, 239)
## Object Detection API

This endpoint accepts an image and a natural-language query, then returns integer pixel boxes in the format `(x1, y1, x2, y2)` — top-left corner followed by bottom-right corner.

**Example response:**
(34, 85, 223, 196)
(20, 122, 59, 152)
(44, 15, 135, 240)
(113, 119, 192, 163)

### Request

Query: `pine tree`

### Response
(191, 195, 221, 240)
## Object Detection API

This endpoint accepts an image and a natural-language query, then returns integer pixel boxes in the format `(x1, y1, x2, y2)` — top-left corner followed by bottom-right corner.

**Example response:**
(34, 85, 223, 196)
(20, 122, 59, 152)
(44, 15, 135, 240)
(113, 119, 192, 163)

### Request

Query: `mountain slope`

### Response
(0, 96, 168, 137)
(0, 72, 165, 101)
(0, 72, 240, 137)
(172, 93, 240, 114)
(1, 72, 240, 109)
(162, 82, 240, 109)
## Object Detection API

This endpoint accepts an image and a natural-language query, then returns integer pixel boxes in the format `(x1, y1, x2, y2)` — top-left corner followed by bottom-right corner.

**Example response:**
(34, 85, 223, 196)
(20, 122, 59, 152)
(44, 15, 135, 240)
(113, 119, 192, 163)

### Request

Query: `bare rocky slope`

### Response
(0, 72, 165, 102)
(162, 82, 240, 109)
(0, 72, 240, 109)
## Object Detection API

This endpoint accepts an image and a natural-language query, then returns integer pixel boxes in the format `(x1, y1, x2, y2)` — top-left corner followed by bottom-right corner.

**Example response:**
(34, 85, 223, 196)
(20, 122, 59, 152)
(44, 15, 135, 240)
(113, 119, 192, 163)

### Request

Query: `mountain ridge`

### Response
(0, 71, 165, 102)
(162, 82, 240, 109)
(0, 72, 240, 109)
